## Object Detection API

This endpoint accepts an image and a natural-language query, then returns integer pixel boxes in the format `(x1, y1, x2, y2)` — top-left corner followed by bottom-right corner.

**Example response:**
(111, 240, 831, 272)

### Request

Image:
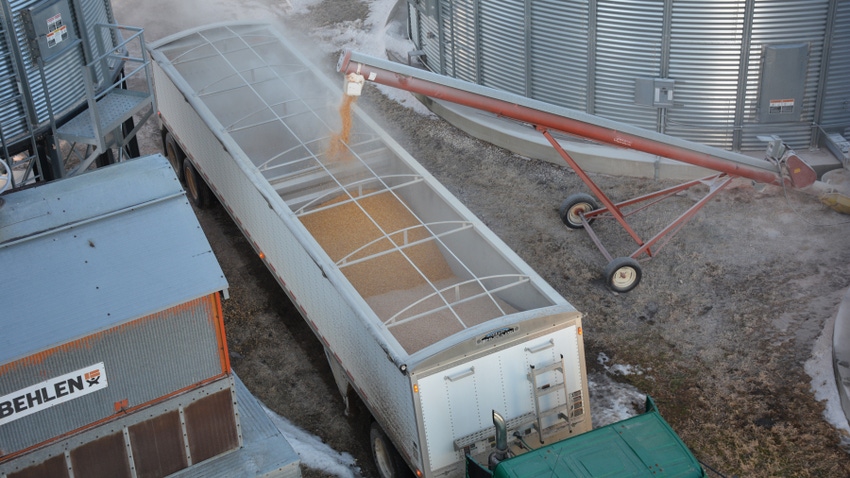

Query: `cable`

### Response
(512, 432, 535, 452)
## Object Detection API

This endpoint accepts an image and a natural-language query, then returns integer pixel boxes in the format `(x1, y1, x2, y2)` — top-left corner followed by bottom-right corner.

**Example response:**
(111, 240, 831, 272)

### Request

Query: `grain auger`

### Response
(338, 50, 841, 292)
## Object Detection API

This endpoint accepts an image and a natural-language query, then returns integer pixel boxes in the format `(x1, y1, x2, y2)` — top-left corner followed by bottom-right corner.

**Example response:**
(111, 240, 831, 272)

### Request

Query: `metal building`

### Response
(0, 155, 299, 478)
(406, 0, 850, 155)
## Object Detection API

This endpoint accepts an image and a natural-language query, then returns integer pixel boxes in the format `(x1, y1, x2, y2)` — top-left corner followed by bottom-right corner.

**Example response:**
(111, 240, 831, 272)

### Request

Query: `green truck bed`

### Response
(468, 397, 705, 478)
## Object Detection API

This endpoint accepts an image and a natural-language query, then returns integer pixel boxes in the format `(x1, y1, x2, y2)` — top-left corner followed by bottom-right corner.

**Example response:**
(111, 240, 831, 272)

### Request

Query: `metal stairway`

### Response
(54, 24, 153, 176)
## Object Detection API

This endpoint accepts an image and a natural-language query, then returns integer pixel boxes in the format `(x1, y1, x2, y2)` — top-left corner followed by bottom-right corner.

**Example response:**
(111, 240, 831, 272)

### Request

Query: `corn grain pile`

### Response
(299, 190, 454, 298)
(299, 190, 515, 352)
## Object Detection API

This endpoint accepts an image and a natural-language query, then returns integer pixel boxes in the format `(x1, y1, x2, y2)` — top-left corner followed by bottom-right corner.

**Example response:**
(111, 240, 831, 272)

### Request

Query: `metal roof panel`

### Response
(0, 155, 228, 365)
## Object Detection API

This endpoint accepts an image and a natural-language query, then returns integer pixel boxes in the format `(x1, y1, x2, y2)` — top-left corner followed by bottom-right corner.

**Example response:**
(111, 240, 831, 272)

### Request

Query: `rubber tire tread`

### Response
(370, 421, 410, 478)
(182, 158, 213, 209)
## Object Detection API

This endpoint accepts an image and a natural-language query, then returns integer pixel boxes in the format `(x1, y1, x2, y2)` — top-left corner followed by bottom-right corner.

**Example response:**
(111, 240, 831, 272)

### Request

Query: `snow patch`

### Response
(805, 312, 850, 445)
(597, 352, 648, 376)
(588, 372, 646, 428)
(263, 404, 362, 478)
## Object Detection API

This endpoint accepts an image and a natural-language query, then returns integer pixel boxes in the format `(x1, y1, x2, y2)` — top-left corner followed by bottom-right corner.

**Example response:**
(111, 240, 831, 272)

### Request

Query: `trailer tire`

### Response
(559, 193, 598, 229)
(164, 132, 185, 184)
(370, 421, 409, 478)
(183, 159, 213, 209)
(604, 257, 642, 293)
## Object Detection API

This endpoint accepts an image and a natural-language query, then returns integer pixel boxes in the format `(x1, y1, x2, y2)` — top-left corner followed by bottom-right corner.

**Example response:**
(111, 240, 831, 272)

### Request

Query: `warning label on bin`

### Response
(769, 98, 795, 115)
(45, 13, 68, 48)
(0, 363, 108, 425)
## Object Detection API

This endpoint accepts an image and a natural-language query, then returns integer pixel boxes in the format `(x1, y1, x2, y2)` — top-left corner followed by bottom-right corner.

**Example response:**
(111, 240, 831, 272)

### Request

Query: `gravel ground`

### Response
(114, 1, 850, 476)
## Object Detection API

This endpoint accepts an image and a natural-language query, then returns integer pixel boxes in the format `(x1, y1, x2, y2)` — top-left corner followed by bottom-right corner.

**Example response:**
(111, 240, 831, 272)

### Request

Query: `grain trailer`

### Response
(148, 23, 592, 478)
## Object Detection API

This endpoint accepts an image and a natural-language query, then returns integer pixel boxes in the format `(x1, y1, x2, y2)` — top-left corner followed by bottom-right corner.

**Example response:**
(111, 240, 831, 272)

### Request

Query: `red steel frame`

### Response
(540, 127, 733, 263)
(336, 50, 815, 272)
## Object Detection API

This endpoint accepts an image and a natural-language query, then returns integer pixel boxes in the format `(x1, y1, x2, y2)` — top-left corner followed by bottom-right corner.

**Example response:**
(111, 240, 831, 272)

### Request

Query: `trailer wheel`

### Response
(559, 193, 598, 229)
(164, 132, 185, 184)
(183, 159, 213, 209)
(604, 257, 642, 293)
(370, 421, 409, 478)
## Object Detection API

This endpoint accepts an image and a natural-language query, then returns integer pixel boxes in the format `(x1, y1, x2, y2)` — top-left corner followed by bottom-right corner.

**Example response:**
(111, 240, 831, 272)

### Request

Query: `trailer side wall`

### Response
(150, 58, 423, 469)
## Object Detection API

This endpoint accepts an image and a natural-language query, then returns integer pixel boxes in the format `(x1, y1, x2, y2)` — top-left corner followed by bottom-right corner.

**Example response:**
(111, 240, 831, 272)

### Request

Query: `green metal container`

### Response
(467, 396, 705, 478)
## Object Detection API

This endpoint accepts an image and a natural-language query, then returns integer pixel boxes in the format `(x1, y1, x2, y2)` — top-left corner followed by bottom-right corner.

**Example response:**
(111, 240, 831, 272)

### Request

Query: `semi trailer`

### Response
(148, 23, 592, 478)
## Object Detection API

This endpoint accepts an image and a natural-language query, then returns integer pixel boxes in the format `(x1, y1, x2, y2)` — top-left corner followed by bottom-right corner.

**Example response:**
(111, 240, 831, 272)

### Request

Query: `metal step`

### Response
(56, 88, 151, 145)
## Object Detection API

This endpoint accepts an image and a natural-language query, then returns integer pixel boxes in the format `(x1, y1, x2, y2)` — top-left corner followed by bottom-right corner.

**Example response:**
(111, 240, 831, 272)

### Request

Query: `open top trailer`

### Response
(148, 22, 593, 478)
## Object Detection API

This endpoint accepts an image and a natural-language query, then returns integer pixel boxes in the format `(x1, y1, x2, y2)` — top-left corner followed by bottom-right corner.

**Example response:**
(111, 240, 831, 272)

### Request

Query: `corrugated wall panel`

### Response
(415, 4, 441, 77)
(8, 0, 87, 126)
(593, 0, 664, 130)
(443, 0, 477, 82)
(665, 1, 745, 149)
(0, 0, 117, 144)
(33, 49, 87, 120)
(69, 433, 131, 478)
(7, 454, 69, 478)
(184, 389, 239, 463)
(77, 0, 117, 84)
(128, 411, 187, 477)
(529, 0, 589, 110)
(740, 0, 829, 149)
(419, 0, 840, 153)
(820, 1, 850, 134)
(0, 15, 27, 145)
(0, 295, 226, 457)
(478, 0, 525, 92)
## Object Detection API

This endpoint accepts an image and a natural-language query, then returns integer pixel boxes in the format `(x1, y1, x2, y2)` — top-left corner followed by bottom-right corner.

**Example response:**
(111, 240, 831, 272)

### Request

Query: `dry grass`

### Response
(589, 330, 850, 477)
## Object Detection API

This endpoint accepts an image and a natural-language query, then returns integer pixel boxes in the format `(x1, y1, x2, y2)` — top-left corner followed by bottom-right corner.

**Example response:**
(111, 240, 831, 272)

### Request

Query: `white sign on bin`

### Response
(0, 363, 108, 425)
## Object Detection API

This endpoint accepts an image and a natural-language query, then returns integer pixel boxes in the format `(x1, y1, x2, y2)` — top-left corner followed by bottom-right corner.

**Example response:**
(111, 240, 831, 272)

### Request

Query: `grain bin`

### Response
(407, 0, 850, 154)
(0, 155, 299, 478)
(0, 0, 153, 189)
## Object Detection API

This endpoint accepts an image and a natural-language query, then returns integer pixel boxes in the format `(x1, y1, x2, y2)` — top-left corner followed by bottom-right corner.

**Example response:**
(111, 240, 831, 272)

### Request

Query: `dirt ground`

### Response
(115, 1, 850, 476)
